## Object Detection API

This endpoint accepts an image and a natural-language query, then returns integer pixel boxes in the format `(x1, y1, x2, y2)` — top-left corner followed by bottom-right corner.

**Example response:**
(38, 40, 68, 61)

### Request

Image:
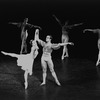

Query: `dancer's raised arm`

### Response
(35, 29, 45, 47)
(53, 15, 62, 27)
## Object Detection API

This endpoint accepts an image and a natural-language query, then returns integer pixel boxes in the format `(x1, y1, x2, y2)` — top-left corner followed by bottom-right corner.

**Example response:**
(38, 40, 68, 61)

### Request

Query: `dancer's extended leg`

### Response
(48, 59, 61, 86)
(41, 58, 47, 86)
(64, 46, 68, 57)
(96, 51, 100, 66)
(62, 45, 68, 59)
(61, 35, 69, 60)
(24, 41, 27, 54)
(24, 70, 29, 89)
(20, 39, 24, 54)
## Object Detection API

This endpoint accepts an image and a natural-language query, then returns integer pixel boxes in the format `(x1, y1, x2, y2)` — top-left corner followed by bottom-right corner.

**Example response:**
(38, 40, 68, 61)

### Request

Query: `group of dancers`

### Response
(1, 16, 100, 89)
(1, 17, 74, 89)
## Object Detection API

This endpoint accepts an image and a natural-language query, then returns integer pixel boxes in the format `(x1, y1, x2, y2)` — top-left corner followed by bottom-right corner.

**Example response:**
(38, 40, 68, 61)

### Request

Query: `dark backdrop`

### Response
(0, 0, 100, 61)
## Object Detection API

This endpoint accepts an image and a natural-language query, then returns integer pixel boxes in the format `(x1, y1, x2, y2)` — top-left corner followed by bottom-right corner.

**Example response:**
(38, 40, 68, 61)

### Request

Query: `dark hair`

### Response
(24, 18, 28, 22)
(46, 35, 52, 40)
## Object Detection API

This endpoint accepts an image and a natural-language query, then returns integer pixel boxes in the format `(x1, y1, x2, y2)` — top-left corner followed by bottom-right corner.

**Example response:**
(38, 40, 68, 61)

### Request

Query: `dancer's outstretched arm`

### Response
(1, 51, 19, 58)
(33, 25, 42, 30)
(59, 42, 74, 46)
(8, 22, 21, 27)
(27, 24, 42, 30)
(52, 42, 74, 49)
(67, 23, 83, 29)
(52, 43, 61, 50)
(83, 29, 98, 33)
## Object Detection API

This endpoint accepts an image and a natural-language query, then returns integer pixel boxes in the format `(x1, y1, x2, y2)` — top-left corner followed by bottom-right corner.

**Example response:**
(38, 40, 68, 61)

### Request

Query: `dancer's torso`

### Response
(98, 39, 100, 50)
(42, 43, 52, 57)
(62, 33, 69, 43)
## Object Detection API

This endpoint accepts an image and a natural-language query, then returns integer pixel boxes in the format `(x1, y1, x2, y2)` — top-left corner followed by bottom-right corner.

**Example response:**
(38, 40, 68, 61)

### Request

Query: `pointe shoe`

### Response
(25, 82, 28, 89)
(96, 63, 98, 66)
(40, 82, 46, 86)
(56, 81, 61, 86)
(29, 71, 32, 76)
(96, 62, 99, 66)
(61, 56, 64, 60)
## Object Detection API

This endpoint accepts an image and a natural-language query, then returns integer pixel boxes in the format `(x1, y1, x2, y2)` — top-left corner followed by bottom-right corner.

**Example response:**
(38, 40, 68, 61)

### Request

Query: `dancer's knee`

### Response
(42, 67, 47, 73)
(50, 67, 54, 73)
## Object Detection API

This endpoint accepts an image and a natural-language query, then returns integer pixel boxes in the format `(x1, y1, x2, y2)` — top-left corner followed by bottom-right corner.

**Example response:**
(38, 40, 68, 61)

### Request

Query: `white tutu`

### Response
(17, 54, 33, 71)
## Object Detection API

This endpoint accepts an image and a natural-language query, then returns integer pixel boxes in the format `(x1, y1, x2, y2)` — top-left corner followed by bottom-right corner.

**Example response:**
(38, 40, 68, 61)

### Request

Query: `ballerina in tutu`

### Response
(1, 30, 39, 89)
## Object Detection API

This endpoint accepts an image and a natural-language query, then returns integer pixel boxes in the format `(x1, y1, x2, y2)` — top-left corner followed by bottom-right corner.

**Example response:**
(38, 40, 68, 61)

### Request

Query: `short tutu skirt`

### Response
(17, 54, 33, 71)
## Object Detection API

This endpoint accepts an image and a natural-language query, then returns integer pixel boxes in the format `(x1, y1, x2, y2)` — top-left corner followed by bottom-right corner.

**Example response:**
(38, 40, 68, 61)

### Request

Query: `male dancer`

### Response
(35, 29, 74, 86)
(83, 29, 100, 66)
(1, 29, 39, 89)
(53, 15, 81, 59)
(9, 18, 41, 54)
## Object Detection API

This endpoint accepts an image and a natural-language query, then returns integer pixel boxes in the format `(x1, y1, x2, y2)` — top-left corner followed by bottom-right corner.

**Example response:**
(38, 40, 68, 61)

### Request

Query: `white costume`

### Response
(1, 40, 39, 89)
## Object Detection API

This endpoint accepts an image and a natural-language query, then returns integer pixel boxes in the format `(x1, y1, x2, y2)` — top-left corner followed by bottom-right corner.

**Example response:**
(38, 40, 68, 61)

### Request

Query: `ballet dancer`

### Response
(83, 28, 100, 66)
(1, 30, 39, 89)
(35, 29, 74, 86)
(9, 18, 41, 54)
(53, 15, 82, 59)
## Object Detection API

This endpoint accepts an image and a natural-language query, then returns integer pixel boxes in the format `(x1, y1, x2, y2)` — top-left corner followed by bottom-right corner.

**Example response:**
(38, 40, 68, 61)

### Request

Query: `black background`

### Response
(0, 0, 100, 61)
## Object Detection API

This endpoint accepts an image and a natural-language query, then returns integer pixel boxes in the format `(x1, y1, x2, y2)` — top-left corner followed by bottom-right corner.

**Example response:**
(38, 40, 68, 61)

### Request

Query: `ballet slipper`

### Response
(40, 82, 46, 86)
(61, 56, 64, 60)
(29, 71, 32, 76)
(56, 81, 61, 86)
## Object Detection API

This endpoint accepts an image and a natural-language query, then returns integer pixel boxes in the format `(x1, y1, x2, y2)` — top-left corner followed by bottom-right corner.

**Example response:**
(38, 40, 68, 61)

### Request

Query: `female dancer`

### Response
(53, 15, 81, 59)
(84, 29, 100, 66)
(1, 29, 39, 89)
(9, 18, 41, 54)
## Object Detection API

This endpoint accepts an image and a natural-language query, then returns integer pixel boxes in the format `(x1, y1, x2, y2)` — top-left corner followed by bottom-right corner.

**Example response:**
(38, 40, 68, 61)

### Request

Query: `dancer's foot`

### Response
(40, 82, 46, 86)
(96, 63, 98, 66)
(29, 71, 32, 76)
(56, 81, 61, 86)
(25, 82, 28, 89)
(96, 60, 100, 66)
(61, 56, 64, 60)
(96, 62, 99, 66)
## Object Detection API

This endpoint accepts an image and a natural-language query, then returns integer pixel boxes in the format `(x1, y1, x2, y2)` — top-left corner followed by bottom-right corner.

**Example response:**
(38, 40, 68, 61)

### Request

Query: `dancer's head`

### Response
(32, 40, 37, 46)
(46, 35, 52, 42)
(35, 29, 39, 34)
(24, 18, 28, 23)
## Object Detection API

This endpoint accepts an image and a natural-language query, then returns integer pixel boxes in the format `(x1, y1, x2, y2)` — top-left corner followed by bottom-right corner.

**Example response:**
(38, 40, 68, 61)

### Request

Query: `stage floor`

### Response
(0, 57, 100, 100)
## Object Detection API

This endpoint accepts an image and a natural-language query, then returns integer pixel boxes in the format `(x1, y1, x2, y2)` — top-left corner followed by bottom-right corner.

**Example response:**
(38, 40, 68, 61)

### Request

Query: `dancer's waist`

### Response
(43, 52, 51, 57)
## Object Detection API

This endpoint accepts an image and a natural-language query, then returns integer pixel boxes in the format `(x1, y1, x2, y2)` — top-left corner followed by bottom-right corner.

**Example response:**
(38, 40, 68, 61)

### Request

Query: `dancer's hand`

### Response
(69, 42, 74, 45)
(83, 29, 86, 33)
(1, 51, 7, 55)
(83, 29, 88, 33)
